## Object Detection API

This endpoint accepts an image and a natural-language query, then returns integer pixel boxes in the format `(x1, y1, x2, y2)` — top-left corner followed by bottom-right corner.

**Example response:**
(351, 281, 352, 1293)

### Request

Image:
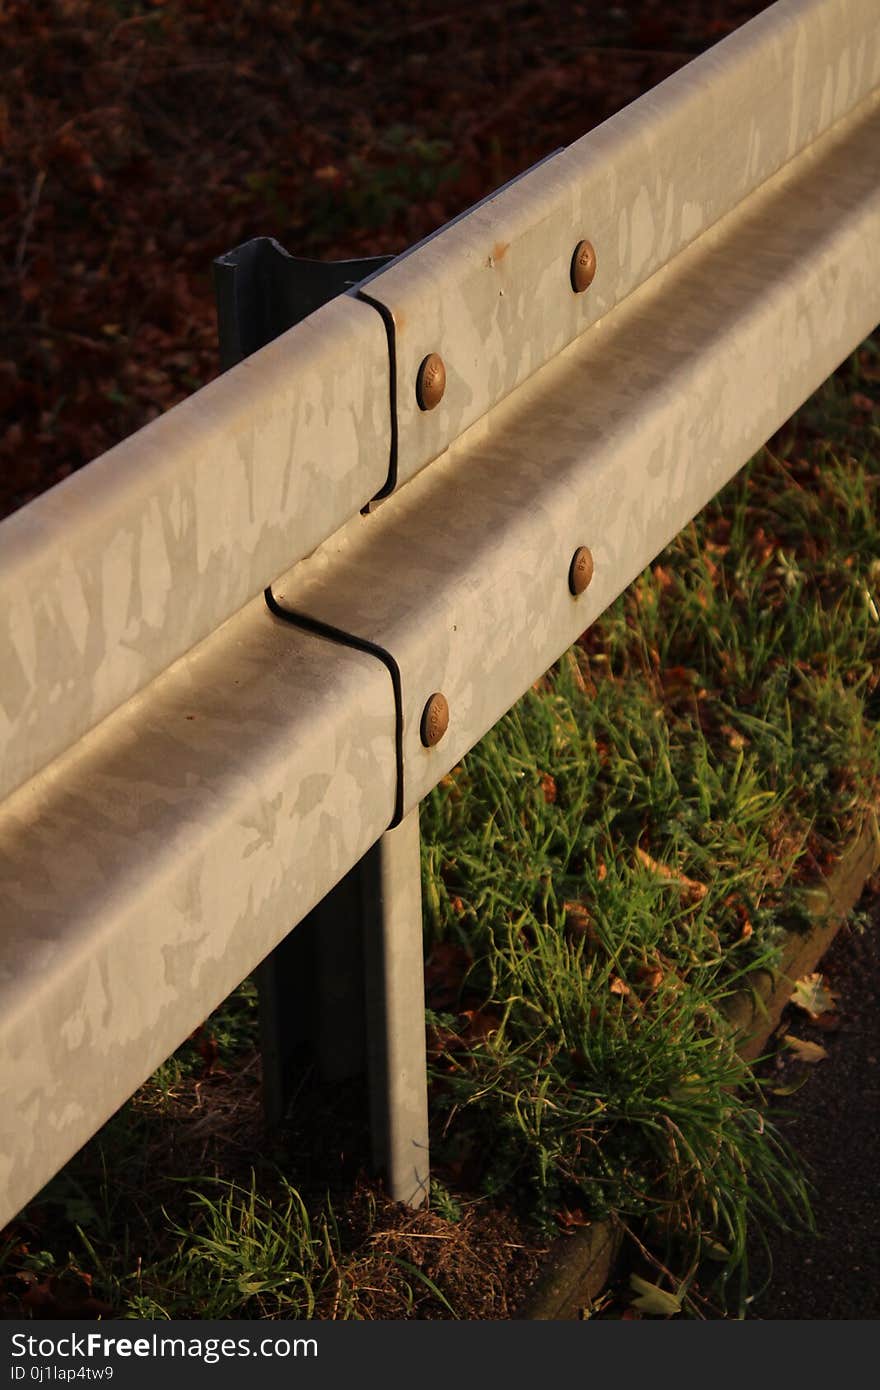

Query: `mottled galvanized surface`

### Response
(0, 294, 391, 806)
(362, 808, 430, 1207)
(359, 0, 880, 488)
(2, 0, 876, 818)
(0, 599, 396, 1227)
(273, 92, 880, 816)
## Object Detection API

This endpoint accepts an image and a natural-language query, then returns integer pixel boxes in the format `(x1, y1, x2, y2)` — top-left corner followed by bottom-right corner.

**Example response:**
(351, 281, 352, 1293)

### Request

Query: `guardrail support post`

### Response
(362, 808, 430, 1207)
(255, 813, 430, 1207)
(214, 236, 433, 1200)
(256, 872, 368, 1116)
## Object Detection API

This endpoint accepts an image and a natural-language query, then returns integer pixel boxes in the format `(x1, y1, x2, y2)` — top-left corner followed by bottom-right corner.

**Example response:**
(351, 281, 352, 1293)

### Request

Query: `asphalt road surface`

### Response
(746, 880, 880, 1319)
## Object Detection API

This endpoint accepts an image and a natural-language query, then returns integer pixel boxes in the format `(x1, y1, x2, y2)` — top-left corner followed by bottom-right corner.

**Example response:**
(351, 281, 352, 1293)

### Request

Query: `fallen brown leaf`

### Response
(457, 1008, 501, 1046)
(790, 972, 837, 1019)
(635, 847, 708, 902)
(539, 772, 558, 804)
(635, 962, 664, 991)
(783, 1034, 828, 1064)
(554, 1206, 590, 1231)
(563, 901, 596, 943)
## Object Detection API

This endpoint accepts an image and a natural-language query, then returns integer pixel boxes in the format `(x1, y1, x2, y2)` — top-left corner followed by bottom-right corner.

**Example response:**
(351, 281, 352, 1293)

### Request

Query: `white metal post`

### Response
(361, 808, 430, 1207)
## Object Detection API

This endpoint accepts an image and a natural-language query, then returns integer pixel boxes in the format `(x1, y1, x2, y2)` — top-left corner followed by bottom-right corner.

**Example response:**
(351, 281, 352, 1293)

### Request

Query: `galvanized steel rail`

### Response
(1, 0, 879, 1226)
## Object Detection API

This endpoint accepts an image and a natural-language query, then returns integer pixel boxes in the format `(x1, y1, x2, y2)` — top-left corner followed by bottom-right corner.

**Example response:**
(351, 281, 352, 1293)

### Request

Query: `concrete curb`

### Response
(517, 810, 880, 1319)
(727, 810, 880, 1063)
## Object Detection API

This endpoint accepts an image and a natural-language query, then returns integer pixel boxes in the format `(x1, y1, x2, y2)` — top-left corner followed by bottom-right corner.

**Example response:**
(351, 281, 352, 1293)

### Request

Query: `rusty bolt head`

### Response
(570, 239, 597, 293)
(569, 546, 594, 596)
(416, 352, 446, 411)
(420, 692, 450, 747)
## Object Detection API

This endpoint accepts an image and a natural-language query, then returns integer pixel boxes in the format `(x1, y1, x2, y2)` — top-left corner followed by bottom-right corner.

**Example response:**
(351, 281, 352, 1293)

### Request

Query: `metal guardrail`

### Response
(1, 0, 879, 1225)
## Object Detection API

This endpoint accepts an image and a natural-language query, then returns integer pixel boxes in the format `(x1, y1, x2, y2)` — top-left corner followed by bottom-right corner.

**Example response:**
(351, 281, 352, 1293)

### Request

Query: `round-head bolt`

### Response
(570, 239, 597, 293)
(420, 692, 450, 747)
(416, 352, 446, 411)
(569, 545, 594, 596)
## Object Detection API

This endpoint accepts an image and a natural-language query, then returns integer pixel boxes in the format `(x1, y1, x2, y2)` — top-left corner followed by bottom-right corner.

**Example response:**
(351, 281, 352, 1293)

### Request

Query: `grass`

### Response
(2, 339, 878, 1319)
(79, 1175, 340, 1320)
(419, 345, 879, 1312)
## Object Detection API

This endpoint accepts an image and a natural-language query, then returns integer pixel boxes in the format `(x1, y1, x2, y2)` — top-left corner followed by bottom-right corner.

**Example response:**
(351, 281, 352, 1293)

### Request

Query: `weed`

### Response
(158, 1175, 341, 1319)
(421, 391, 878, 1309)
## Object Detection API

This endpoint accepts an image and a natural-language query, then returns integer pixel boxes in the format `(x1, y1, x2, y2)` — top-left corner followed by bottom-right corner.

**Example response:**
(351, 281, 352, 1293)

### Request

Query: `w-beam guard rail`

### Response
(1, 0, 878, 1227)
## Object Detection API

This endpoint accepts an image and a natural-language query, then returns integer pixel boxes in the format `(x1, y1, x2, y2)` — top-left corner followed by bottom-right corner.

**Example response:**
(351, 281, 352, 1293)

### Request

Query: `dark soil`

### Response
(745, 879, 880, 1320)
(0, 1057, 545, 1320)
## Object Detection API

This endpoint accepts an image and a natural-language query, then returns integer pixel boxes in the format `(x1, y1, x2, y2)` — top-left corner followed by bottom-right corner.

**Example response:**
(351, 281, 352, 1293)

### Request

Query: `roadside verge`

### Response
(519, 812, 880, 1319)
